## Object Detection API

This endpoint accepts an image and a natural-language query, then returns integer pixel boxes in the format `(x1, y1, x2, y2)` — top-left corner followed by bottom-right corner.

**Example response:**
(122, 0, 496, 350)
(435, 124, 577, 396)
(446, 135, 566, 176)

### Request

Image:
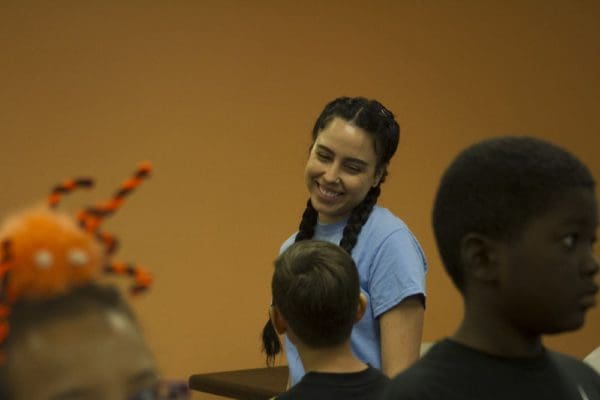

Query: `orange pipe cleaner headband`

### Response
(0, 162, 153, 344)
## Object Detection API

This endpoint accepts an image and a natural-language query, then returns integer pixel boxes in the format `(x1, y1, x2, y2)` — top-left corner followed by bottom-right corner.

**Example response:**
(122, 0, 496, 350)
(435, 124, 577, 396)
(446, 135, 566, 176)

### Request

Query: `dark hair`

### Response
(262, 97, 400, 362)
(272, 241, 359, 348)
(0, 284, 137, 398)
(432, 136, 595, 292)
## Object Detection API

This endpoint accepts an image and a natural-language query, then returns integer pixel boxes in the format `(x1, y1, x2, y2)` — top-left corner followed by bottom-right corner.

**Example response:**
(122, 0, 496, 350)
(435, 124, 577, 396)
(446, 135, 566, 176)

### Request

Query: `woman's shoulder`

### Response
(363, 206, 426, 259)
(365, 206, 411, 235)
(279, 232, 298, 254)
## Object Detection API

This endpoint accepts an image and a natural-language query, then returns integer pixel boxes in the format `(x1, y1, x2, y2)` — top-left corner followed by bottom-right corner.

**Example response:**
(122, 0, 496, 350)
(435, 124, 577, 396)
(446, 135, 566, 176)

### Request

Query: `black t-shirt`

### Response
(382, 339, 600, 400)
(277, 366, 390, 400)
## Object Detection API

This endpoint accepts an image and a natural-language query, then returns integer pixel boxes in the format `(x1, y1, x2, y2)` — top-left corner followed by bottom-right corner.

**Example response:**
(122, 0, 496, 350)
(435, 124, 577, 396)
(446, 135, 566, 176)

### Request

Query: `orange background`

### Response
(1, 1, 599, 398)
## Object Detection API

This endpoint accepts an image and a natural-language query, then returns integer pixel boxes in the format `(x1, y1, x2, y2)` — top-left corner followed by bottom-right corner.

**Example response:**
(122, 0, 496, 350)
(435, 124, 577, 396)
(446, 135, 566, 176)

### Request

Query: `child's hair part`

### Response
(432, 136, 595, 292)
(272, 240, 360, 348)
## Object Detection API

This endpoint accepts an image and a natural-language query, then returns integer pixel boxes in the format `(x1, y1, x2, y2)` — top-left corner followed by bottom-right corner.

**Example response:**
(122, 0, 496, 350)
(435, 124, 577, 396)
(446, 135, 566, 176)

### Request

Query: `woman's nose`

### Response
(322, 164, 340, 183)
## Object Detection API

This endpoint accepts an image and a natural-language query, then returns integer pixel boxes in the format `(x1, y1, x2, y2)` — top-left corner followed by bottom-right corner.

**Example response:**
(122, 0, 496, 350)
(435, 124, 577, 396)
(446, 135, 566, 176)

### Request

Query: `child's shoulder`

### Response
(384, 344, 600, 400)
(547, 350, 600, 398)
(549, 350, 600, 379)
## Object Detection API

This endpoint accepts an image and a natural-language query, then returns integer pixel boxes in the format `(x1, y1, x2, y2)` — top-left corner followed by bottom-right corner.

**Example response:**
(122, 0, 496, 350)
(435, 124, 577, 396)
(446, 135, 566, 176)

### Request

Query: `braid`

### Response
(339, 186, 381, 253)
(261, 318, 280, 366)
(262, 199, 319, 365)
(294, 199, 318, 242)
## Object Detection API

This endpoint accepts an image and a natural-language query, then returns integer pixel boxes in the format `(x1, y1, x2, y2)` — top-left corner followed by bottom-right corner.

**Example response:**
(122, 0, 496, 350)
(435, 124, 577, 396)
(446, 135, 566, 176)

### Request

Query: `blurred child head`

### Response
(0, 163, 188, 399)
(0, 283, 160, 399)
(269, 240, 366, 349)
(432, 136, 598, 334)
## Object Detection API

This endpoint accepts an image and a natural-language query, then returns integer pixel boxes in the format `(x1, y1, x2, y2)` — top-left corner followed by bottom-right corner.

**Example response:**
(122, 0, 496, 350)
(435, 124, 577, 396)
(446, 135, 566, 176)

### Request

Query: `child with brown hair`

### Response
(269, 240, 389, 400)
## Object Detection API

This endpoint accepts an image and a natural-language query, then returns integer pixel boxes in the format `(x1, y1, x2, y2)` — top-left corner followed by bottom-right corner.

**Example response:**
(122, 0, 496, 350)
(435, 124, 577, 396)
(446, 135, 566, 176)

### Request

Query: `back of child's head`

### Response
(433, 136, 595, 292)
(272, 240, 360, 349)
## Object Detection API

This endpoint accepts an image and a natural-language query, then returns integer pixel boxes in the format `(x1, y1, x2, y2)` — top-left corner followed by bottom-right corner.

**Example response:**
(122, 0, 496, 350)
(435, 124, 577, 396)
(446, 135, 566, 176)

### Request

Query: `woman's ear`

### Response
(355, 293, 368, 323)
(373, 164, 387, 187)
(269, 305, 288, 335)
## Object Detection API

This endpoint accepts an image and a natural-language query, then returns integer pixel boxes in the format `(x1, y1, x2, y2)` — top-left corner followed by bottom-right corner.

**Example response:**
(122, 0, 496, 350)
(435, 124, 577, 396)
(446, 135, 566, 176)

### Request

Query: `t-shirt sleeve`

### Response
(279, 233, 296, 255)
(280, 232, 306, 386)
(368, 227, 427, 318)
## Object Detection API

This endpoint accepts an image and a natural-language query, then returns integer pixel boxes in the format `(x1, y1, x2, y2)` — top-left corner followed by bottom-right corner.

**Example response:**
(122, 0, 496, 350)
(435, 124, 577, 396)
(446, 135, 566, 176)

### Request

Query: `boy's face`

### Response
(497, 188, 599, 335)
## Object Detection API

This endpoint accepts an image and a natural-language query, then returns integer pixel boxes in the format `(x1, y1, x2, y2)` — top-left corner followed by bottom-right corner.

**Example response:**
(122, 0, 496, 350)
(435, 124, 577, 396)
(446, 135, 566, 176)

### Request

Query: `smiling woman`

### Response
(262, 97, 428, 386)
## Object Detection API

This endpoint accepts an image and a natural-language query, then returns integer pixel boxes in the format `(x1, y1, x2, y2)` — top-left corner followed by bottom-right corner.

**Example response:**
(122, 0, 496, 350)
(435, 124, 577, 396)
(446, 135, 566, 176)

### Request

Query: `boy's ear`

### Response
(355, 293, 368, 323)
(269, 305, 288, 335)
(460, 233, 500, 284)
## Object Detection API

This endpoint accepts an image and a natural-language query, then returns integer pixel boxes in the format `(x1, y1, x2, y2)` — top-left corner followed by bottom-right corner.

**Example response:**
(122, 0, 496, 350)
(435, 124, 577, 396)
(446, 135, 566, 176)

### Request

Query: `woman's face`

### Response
(8, 309, 159, 400)
(304, 118, 382, 224)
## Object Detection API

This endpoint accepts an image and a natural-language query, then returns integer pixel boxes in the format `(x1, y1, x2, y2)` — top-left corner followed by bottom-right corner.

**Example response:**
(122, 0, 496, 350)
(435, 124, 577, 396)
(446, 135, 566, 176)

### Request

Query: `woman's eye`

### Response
(344, 164, 362, 174)
(316, 152, 332, 161)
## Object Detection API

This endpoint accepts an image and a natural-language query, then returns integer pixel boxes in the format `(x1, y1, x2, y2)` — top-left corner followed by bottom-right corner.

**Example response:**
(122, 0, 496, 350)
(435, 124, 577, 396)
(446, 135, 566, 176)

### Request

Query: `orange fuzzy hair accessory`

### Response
(0, 162, 153, 343)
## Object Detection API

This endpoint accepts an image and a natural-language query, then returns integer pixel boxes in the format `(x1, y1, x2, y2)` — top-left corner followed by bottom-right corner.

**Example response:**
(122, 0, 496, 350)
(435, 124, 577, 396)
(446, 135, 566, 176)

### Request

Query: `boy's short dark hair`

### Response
(433, 136, 595, 292)
(272, 240, 359, 348)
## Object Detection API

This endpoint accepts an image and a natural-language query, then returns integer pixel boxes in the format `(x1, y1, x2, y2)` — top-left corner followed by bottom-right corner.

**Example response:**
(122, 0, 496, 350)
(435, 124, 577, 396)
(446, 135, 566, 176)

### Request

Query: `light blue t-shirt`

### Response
(281, 205, 428, 385)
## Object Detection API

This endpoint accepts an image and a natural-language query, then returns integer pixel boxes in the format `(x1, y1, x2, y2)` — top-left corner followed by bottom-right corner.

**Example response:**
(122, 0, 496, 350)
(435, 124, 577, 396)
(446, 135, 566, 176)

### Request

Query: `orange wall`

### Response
(1, 0, 599, 390)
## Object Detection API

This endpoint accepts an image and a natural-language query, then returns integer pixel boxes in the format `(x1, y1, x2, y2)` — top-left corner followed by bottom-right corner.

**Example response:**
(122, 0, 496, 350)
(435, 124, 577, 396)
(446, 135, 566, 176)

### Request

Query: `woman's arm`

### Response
(379, 295, 424, 378)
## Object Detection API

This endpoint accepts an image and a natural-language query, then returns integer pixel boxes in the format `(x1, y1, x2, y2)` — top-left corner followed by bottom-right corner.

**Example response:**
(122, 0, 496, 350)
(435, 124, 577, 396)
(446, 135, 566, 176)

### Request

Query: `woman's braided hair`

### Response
(262, 97, 400, 364)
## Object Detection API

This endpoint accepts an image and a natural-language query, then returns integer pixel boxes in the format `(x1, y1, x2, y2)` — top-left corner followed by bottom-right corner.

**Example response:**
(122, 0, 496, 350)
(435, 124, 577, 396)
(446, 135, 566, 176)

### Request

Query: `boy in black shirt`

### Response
(383, 136, 600, 400)
(269, 240, 389, 400)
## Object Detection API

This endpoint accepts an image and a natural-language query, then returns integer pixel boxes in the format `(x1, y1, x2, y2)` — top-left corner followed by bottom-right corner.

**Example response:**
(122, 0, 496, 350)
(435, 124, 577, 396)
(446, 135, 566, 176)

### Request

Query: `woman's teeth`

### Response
(319, 185, 340, 198)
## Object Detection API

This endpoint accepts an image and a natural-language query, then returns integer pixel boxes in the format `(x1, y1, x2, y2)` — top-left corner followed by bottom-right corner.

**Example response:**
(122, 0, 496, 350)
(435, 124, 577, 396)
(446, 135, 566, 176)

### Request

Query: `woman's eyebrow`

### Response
(344, 158, 368, 167)
(315, 144, 369, 166)
(315, 144, 333, 153)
